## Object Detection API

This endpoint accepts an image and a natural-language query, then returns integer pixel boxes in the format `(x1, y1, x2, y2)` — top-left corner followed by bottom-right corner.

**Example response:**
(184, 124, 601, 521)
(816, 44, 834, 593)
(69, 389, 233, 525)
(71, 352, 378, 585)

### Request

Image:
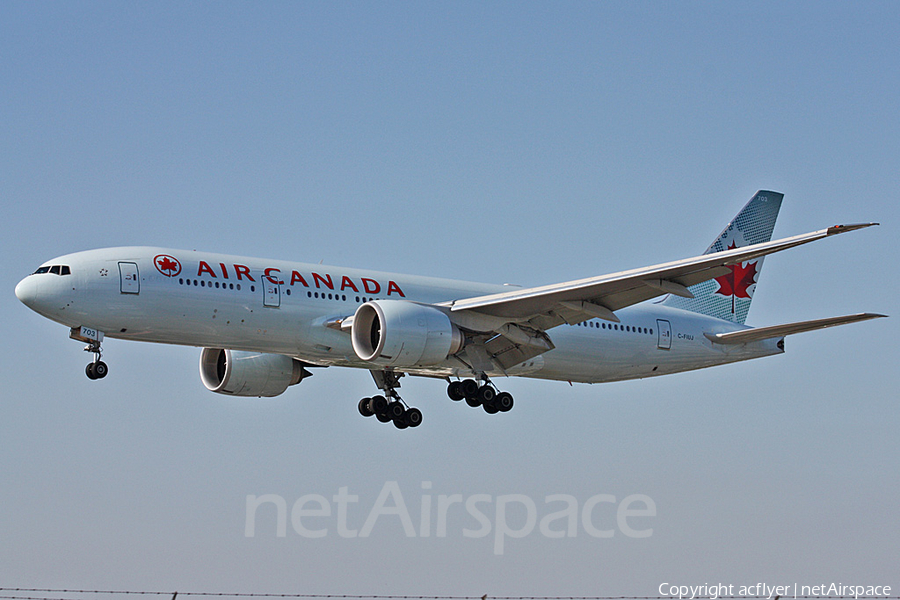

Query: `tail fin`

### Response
(663, 190, 784, 324)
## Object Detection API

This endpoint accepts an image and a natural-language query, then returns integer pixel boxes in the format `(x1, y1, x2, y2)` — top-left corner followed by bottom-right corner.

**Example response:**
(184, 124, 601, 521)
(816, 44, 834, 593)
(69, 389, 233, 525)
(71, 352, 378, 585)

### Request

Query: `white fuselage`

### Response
(14, 246, 783, 384)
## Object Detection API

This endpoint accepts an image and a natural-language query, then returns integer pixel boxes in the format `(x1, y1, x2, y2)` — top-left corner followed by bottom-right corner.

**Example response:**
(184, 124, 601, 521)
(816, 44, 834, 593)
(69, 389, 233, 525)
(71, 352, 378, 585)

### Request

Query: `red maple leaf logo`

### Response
(154, 254, 181, 277)
(714, 242, 758, 299)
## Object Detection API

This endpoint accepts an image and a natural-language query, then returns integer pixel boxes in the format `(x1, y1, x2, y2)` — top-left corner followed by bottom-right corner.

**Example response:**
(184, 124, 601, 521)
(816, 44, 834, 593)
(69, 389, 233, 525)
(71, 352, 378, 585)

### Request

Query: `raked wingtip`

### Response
(826, 222, 879, 235)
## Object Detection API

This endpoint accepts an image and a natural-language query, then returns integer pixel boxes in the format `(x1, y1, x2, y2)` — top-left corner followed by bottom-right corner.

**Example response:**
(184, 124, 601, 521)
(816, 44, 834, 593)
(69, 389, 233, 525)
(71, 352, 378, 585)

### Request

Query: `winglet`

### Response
(827, 222, 879, 235)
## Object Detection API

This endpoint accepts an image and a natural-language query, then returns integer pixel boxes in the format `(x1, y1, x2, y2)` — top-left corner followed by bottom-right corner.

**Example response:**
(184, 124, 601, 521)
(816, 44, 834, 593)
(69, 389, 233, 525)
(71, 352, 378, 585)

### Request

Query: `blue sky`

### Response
(2, 1, 897, 594)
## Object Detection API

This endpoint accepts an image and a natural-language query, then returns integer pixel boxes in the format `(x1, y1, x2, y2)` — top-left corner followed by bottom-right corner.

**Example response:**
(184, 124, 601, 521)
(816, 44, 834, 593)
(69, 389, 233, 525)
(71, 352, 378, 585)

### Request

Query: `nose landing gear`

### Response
(70, 326, 108, 380)
(84, 340, 108, 380)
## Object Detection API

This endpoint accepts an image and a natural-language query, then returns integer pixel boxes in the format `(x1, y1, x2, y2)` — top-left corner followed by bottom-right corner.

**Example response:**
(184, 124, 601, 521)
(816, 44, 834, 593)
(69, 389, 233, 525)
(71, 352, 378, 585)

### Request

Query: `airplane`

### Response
(15, 191, 885, 430)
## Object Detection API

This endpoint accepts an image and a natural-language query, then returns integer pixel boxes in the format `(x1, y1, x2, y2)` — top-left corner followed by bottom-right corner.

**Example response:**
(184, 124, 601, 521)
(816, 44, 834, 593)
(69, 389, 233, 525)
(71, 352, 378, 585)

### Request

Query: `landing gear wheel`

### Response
(460, 378, 479, 399)
(363, 371, 422, 431)
(86, 363, 98, 380)
(447, 381, 465, 401)
(483, 399, 499, 414)
(369, 395, 388, 415)
(404, 407, 423, 427)
(496, 391, 514, 412)
(359, 398, 374, 417)
(92, 361, 108, 379)
(476, 385, 495, 404)
(388, 401, 406, 421)
(465, 395, 482, 408)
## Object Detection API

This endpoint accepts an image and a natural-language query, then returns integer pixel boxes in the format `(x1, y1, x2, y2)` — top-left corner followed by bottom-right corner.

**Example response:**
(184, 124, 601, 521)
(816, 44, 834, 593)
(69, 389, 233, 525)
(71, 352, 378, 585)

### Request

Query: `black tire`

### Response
(359, 398, 374, 417)
(460, 378, 479, 398)
(93, 361, 108, 378)
(86, 363, 98, 380)
(496, 391, 514, 412)
(465, 395, 482, 408)
(447, 381, 464, 401)
(370, 395, 388, 414)
(476, 385, 495, 404)
(388, 401, 406, 420)
(404, 408, 423, 427)
(483, 399, 499, 414)
(376, 411, 392, 423)
(393, 418, 409, 429)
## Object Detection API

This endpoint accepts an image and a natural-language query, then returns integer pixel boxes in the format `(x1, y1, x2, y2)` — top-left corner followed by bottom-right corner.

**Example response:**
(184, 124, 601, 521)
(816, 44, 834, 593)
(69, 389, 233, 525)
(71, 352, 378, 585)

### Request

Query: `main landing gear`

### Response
(83, 339, 108, 380)
(447, 378, 514, 415)
(358, 370, 423, 430)
(357, 372, 515, 430)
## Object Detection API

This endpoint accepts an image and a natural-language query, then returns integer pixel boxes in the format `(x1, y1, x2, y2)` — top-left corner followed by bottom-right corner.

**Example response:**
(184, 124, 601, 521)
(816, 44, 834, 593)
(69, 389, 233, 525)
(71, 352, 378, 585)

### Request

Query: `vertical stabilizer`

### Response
(663, 190, 783, 324)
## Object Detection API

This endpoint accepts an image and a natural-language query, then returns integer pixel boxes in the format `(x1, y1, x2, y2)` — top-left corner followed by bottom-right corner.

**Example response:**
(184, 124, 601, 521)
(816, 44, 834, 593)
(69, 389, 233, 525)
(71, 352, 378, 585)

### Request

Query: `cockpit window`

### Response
(32, 265, 71, 275)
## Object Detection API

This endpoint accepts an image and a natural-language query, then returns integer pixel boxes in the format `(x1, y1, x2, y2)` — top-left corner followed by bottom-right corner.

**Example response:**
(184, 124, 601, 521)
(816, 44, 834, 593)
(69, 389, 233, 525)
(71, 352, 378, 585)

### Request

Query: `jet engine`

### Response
(199, 349, 311, 397)
(351, 300, 463, 367)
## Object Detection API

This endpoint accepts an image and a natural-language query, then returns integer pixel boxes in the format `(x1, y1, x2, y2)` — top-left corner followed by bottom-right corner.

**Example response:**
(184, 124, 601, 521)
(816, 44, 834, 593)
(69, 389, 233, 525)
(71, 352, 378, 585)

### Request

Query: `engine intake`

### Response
(351, 300, 463, 367)
(199, 349, 310, 397)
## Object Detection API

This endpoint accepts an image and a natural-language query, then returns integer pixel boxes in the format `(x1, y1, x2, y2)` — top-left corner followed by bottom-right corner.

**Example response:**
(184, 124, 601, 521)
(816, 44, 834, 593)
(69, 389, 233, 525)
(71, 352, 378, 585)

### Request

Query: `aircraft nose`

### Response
(15, 276, 37, 307)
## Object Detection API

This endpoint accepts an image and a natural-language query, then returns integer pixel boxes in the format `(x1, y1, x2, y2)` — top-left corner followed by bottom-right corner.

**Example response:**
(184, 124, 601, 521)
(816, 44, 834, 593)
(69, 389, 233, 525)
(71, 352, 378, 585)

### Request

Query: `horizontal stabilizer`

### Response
(705, 313, 887, 345)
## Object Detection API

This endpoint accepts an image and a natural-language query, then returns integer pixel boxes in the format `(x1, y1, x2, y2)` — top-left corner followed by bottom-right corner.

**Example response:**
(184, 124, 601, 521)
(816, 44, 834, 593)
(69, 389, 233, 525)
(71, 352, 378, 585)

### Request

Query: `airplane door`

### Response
(118, 262, 140, 294)
(656, 319, 671, 350)
(263, 279, 281, 307)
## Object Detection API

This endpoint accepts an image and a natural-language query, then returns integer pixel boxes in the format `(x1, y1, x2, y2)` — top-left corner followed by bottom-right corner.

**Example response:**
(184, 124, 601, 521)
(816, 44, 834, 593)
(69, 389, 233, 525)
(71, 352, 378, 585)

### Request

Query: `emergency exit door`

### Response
(656, 319, 671, 350)
(119, 262, 140, 294)
(263, 280, 281, 307)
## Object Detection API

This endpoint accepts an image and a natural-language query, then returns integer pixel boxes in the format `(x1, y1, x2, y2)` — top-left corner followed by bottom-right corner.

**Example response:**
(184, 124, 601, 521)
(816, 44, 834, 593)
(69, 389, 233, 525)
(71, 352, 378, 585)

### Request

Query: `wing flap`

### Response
(704, 313, 886, 345)
(483, 333, 552, 371)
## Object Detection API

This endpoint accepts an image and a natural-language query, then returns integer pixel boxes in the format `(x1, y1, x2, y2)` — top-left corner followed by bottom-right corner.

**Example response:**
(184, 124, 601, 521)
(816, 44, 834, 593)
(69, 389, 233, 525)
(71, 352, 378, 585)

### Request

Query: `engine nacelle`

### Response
(351, 300, 463, 367)
(199, 349, 309, 397)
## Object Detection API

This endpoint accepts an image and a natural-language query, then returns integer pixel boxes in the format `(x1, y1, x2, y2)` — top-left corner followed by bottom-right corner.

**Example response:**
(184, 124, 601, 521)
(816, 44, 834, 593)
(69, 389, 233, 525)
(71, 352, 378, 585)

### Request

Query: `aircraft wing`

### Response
(704, 313, 887, 344)
(445, 223, 877, 331)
